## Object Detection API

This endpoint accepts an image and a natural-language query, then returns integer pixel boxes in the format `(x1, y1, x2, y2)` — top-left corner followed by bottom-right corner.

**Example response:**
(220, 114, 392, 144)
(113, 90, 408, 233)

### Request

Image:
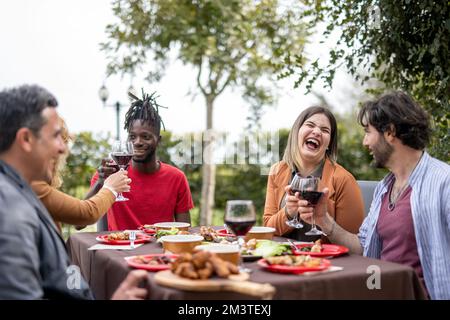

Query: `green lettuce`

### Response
(253, 240, 291, 258)
(155, 227, 179, 239)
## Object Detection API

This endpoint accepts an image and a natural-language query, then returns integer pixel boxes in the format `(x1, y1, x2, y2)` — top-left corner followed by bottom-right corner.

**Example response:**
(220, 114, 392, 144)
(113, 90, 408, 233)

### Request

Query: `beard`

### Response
(371, 136, 393, 168)
(132, 147, 156, 163)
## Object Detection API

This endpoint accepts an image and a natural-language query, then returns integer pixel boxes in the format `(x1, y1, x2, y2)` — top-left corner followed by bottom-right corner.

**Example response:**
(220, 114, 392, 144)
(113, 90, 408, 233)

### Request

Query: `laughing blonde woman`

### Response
(263, 106, 364, 241)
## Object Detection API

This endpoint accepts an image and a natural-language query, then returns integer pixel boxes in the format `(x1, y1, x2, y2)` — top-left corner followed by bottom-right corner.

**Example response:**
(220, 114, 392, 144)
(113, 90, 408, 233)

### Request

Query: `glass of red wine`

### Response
(296, 176, 325, 236)
(110, 140, 133, 202)
(224, 200, 256, 273)
(285, 174, 305, 229)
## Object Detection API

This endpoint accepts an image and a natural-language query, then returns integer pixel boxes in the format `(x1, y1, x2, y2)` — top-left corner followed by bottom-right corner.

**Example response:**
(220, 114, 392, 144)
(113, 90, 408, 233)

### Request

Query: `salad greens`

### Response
(253, 240, 292, 258)
(155, 227, 179, 239)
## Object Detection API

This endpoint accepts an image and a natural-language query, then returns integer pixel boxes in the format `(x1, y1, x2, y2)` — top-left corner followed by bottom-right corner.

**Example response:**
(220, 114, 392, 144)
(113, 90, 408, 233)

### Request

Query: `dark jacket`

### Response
(0, 160, 93, 299)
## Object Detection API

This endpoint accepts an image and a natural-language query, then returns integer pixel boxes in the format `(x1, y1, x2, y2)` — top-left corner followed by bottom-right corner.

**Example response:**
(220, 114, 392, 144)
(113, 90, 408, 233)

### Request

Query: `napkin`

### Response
(88, 243, 144, 251)
(300, 265, 344, 276)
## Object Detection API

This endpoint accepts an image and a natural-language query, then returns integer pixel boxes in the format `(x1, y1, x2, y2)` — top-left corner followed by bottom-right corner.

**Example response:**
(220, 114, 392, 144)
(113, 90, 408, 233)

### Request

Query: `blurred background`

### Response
(1, 0, 447, 237)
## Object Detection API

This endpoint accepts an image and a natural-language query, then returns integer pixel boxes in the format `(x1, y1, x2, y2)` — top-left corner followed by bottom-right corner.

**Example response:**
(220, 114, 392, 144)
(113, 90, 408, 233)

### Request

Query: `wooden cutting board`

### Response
(154, 270, 276, 300)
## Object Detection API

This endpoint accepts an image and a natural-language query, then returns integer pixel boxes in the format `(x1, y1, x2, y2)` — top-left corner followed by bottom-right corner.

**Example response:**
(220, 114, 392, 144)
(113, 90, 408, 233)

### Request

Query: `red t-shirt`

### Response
(91, 162, 194, 230)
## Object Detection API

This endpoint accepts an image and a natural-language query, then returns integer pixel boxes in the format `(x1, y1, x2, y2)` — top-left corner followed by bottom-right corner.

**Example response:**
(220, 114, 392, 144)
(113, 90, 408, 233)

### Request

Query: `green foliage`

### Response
(102, 0, 310, 122)
(283, 0, 449, 162)
(61, 132, 112, 196)
(335, 113, 387, 181)
(102, 0, 313, 223)
(60, 124, 385, 228)
(158, 131, 203, 208)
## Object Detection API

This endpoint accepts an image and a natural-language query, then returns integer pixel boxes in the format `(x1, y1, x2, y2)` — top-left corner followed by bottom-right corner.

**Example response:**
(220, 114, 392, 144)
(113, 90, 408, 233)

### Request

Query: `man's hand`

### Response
(97, 158, 119, 185)
(111, 270, 148, 300)
(299, 187, 329, 227)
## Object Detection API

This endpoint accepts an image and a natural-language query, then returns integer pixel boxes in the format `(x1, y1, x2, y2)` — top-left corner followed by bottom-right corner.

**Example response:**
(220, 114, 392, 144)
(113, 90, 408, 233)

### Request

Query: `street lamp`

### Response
(98, 84, 131, 140)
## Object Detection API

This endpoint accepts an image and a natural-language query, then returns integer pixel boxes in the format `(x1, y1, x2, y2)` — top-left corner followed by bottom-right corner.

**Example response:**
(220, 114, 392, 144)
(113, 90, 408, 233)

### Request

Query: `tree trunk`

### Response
(200, 95, 216, 226)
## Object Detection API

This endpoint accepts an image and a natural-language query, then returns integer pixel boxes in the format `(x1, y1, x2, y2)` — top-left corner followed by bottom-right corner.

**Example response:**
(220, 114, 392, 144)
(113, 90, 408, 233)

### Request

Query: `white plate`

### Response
(153, 222, 191, 229)
(159, 234, 203, 243)
(248, 226, 276, 233)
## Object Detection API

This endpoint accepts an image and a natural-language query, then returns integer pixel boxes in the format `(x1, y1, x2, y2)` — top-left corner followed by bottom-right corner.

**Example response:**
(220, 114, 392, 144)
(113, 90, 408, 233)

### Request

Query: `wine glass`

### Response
(299, 176, 325, 236)
(224, 200, 256, 273)
(285, 174, 305, 229)
(110, 140, 134, 202)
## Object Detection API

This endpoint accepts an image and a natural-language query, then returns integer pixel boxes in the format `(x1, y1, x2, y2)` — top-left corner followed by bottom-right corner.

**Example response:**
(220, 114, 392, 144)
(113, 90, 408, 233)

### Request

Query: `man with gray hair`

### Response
(0, 84, 148, 299)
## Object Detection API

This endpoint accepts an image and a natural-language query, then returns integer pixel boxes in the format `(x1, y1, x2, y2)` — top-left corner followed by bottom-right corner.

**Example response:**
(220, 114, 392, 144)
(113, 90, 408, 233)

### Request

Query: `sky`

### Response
(0, 0, 357, 141)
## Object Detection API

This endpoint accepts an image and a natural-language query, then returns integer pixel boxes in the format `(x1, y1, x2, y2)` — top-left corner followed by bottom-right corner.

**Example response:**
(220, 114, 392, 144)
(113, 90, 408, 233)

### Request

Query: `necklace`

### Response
(388, 182, 409, 211)
(387, 151, 423, 211)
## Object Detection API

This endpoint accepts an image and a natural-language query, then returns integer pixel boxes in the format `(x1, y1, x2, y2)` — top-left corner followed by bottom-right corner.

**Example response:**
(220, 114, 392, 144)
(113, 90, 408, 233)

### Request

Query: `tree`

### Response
(101, 0, 311, 224)
(282, 0, 449, 162)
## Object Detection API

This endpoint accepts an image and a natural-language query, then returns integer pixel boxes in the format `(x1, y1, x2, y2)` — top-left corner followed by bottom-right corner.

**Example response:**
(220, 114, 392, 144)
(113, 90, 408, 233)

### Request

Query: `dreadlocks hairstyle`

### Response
(124, 89, 166, 135)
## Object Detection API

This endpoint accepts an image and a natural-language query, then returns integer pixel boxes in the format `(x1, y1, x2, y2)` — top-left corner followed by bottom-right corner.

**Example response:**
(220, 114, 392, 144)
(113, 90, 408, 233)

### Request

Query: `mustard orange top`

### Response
(263, 159, 364, 237)
(31, 181, 115, 227)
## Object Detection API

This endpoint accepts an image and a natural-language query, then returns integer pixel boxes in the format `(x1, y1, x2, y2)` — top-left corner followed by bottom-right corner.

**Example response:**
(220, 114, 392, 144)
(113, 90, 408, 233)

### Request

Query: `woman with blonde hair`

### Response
(31, 117, 130, 231)
(263, 106, 364, 241)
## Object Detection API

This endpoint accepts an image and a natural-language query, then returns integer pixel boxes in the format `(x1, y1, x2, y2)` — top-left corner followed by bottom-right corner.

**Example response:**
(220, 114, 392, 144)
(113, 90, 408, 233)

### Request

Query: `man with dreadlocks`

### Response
(87, 90, 193, 230)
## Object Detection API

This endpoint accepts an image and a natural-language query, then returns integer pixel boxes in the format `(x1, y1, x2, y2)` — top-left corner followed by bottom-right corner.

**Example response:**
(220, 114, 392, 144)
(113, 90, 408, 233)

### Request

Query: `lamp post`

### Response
(98, 84, 129, 141)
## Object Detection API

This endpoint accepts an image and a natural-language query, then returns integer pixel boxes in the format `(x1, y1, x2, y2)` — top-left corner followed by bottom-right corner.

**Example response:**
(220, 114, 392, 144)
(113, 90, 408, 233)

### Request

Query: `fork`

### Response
(224, 223, 231, 234)
(129, 231, 136, 249)
(287, 239, 298, 253)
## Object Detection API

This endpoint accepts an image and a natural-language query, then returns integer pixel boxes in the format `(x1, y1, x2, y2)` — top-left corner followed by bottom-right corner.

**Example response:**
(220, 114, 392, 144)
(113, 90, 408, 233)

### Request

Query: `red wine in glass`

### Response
(111, 140, 134, 202)
(111, 153, 133, 167)
(291, 189, 323, 205)
(224, 219, 256, 236)
(225, 200, 256, 273)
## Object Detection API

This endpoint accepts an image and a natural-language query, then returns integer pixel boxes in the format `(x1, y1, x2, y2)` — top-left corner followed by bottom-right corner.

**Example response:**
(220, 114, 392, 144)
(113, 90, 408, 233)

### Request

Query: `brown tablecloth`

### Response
(66, 231, 427, 300)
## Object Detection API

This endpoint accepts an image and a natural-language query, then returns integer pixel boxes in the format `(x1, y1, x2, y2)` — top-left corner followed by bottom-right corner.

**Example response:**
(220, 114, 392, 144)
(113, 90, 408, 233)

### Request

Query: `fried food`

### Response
(266, 255, 292, 265)
(199, 226, 221, 242)
(197, 261, 214, 279)
(192, 250, 211, 269)
(133, 255, 173, 265)
(170, 251, 239, 280)
(210, 255, 231, 278)
(107, 232, 130, 241)
(310, 239, 322, 253)
(266, 255, 323, 267)
(198, 226, 235, 243)
(174, 262, 199, 279)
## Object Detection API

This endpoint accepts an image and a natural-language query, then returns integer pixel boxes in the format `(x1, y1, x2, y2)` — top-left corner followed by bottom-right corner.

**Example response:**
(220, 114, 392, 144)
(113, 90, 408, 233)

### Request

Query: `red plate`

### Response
(294, 244, 349, 257)
(138, 225, 156, 235)
(257, 258, 331, 274)
(96, 233, 152, 245)
(217, 229, 236, 237)
(125, 254, 179, 271)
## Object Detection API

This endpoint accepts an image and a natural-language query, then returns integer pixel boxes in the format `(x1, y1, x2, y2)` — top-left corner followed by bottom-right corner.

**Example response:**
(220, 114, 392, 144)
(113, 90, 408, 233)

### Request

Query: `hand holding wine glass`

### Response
(111, 140, 134, 202)
(285, 174, 305, 229)
(297, 176, 325, 236)
(298, 187, 330, 230)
